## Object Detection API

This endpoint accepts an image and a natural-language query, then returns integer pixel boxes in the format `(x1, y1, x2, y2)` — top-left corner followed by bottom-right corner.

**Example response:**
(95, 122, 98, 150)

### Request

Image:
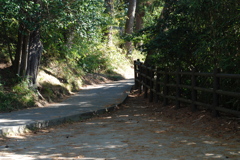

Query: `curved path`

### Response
(0, 78, 239, 159)
(0, 89, 240, 160)
(0, 79, 134, 136)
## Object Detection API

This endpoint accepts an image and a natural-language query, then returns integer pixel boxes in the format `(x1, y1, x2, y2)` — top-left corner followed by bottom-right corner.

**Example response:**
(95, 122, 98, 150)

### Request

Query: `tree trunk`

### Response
(135, 0, 145, 48)
(104, 0, 114, 46)
(135, 0, 145, 32)
(14, 28, 42, 86)
(125, 0, 137, 55)
(20, 32, 30, 77)
(14, 26, 24, 75)
(27, 30, 43, 86)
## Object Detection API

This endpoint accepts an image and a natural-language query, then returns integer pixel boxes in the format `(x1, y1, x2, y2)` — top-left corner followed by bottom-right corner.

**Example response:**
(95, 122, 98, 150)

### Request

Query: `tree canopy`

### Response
(1, 0, 239, 83)
(141, 0, 240, 73)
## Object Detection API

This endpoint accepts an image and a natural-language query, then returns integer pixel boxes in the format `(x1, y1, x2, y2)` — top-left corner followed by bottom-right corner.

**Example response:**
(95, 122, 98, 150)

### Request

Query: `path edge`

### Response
(0, 86, 132, 137)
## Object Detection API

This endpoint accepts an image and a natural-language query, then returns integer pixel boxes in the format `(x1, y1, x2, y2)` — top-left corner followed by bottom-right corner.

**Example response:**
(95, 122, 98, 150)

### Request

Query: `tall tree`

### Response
(125, 0, 137, 55)
(104, 0, 114, 46)
(135, 0, 145, 32)
(13, 0, 43, 86)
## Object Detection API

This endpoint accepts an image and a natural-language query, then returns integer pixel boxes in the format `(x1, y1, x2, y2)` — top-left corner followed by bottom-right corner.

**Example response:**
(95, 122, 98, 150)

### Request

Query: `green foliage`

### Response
(137, 0, 240, 110)
(78, 52, 109, 73)
(12, 80, 36, 106)
(1, 0, 129, 75)
(143, 1, 164, 27)
(142, 0, 240, 72)
(0, 79, 36, 112)
(1, 0, 109, 62)
(128, 49, 146, 62)
(0, 91, 16, 111)
(40, 0, 107, 58)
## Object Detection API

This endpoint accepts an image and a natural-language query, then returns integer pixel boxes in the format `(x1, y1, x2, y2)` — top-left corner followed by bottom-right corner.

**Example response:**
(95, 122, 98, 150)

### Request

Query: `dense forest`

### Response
(143, 0, 240, 73)
(0, 0, 239, 112)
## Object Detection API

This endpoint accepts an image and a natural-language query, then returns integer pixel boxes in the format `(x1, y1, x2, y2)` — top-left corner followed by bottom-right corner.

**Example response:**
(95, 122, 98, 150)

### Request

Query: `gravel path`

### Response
(0, 95, 240, 160)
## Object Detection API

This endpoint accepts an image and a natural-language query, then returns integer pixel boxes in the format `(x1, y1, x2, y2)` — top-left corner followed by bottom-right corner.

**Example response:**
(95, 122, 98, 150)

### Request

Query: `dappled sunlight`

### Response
(0, 119, 31, 124)
(179, 140, 197, 145)
(83, 79, 134, 89)
(0, 80, 239, 159)
(133, 113, 147, 116)
(102, 116, 112, 119)
(0, 79, 134, 136)
(203, 140, 218, 144)
(46, 103, 72, 108)
(118, 115, 129, 117)
(229, 151, 240, 156)
(1, 113, 240, 159)
(204, 153, 224, 158)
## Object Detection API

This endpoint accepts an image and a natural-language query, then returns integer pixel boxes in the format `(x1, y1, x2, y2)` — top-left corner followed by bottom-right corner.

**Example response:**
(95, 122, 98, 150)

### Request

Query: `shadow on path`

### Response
(0, 79, 134, 136)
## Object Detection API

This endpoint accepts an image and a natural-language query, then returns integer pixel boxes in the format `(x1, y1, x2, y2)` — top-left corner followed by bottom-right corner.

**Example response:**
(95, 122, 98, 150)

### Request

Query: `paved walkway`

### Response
(1, 88, 240, 159)
(0, 79, 134, 136)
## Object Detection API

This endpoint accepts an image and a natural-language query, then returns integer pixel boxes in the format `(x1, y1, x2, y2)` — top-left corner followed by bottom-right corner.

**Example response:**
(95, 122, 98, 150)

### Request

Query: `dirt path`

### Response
(0, 92, 240, 160)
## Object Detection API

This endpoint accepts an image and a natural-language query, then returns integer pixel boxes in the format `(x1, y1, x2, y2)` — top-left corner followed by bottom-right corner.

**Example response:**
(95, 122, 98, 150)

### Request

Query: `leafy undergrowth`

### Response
(0, 65, 37, 112)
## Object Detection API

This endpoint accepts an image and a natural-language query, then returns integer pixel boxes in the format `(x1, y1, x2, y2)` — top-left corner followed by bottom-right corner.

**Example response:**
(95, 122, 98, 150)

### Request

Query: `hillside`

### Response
(0, 59, 135, 112)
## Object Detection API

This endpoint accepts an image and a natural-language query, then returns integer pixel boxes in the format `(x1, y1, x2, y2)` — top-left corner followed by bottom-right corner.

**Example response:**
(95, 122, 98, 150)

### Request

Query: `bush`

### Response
(0, 80, 36, 112)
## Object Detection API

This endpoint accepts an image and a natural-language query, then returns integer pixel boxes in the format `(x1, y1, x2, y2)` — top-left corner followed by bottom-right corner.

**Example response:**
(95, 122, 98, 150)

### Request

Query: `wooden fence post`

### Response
(134, 59, 139, 89)
(213, 68, 220, 117)
(155, 68, 160, 103)
(138, 62, 142, 94)
(191, 68, 197, 111)
(149, 67, 154, 102)
(144, 66, 148, 98)
(176, 67, 181, 109)
(163, 69, 169, 106)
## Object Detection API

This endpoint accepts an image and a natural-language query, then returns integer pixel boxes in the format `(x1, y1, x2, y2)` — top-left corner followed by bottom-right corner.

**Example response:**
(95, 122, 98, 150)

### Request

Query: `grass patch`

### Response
(0, 80, 36, 112)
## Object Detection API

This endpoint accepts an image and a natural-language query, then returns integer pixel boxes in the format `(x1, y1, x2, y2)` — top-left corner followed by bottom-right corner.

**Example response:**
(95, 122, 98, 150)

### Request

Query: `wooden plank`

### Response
(217, 73, 240, 78)
(216, 90, 240, 97)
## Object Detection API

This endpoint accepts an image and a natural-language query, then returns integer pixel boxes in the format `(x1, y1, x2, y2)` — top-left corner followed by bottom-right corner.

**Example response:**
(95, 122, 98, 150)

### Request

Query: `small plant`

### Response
(0, 91, 18, 112)
(0, 78, 37, 112)
(41, 83, 54, 97)
(0, 82, 2, 91)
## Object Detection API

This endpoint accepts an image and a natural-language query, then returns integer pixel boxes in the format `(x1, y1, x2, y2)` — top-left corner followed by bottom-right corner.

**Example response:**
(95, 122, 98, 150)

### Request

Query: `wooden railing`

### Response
(134, 60, 240, 116)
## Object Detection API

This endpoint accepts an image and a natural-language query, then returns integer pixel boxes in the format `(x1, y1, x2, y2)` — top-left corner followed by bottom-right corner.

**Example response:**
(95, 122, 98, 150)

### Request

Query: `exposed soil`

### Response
(0, 62, 11, 70)
(128, 90, 240, 141)
(37, 73, 118, 105)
